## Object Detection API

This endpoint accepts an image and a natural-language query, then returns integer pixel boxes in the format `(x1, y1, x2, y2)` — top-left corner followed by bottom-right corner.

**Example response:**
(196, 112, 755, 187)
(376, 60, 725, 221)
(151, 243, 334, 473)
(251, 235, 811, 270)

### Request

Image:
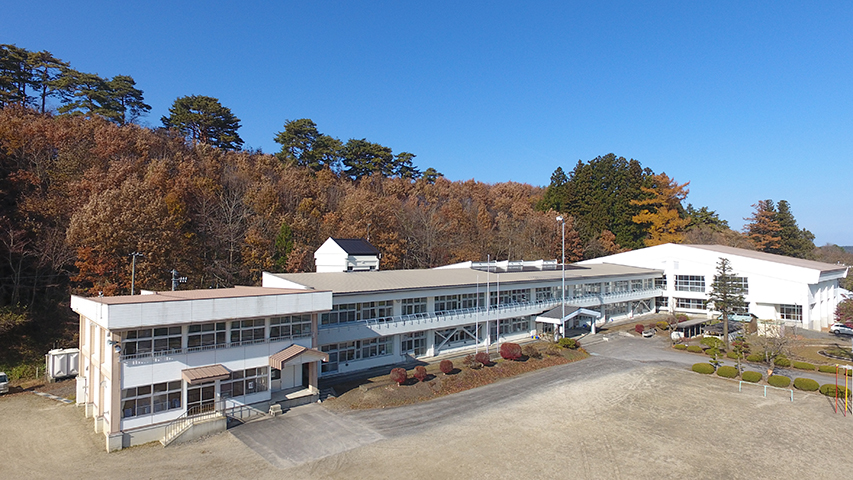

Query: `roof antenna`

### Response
(170, 269, 188, 291)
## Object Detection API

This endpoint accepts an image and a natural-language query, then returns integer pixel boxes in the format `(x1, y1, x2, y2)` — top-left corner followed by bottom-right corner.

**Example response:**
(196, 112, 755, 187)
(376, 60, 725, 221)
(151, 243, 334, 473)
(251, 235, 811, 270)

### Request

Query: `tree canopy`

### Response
(162, 95, 243, 150)
(631, 173, 690, 246)
(707, 257, 746, 349)
(744, 199, 814, 258)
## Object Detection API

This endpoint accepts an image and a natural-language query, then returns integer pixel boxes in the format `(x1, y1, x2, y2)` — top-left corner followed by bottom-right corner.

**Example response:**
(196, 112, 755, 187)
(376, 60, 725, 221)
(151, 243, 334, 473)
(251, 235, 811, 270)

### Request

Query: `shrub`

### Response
(774, 357, 791, 367)
(523, 345, 542, 359)
(475, 352, 491, 366)
(746, 353, 763, 363)
(462, 354, 476, 368)
(674, 344, 687, 350)
(742, 371, 762, 383)
(676, 314, 689, 323)
(716, 366, 738, 378)
(470, 361, 484, 370)
(558, 338, 578, 349)
(692, 363, 715, 374)
(817, 365, 852, 375)
(726, 351, 739, 359)
(500, 342, 523, 361)
(390, 368, 407, 386)
(820, 384, 851, 398)
(440, 359, 454, 374)
(792, 361, 815, 371)
(767, 375, 791, 388)
(413, 365, 427, 382)
(656, 321, 669, 331)
(544, 344, 562, 356)
(635, 324, 645, 334)
(793, 378, 819, 391)
(686, 345, 703, 353)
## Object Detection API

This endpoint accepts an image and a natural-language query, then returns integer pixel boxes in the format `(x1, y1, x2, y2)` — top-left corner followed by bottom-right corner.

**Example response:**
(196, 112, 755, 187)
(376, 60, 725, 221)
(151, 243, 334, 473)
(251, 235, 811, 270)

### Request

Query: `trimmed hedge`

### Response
(742, 371, 763, 383)
(686, 345, 703, 353)
(820, 384, 851, 398)
(746, 353, 763, 363)
(716, 366, 738, 378)
(474, 352, 491, 366)
(674, 344, 687, 350)
(692, 363, 715, 374)
(792, 361, 816, 371)
(500, 342, 522, 361)
(818, 365, 853, 376)
(726, 351, 739, 359)
(413, 365, 428, 382)
(793, 378, 819, 391)
(558, 338, 579, 349)
(774, 357, 791, 367)
(439, 359, 454, 374)
(390, 368, 408, 385)
(767, 375, 791, 388)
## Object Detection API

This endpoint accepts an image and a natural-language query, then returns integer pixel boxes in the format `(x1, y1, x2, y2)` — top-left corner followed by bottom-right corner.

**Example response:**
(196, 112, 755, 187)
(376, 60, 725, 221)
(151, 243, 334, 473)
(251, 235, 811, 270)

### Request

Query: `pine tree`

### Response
(708, 257, 746, 350)
(744, 200, 782, 253)
(161, 95, 243, 150)
(775, 200, 815, 259)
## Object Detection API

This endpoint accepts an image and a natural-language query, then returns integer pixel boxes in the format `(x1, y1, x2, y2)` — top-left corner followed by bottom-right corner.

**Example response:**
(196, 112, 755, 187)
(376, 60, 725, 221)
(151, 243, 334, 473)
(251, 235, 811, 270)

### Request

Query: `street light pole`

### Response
(556, 216, 565, 340)
(129, 252, 144, 295)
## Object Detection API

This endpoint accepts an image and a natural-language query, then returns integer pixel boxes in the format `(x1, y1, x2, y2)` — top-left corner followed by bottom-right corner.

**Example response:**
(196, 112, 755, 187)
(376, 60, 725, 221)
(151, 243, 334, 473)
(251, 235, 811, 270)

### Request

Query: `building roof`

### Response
(181, 364, 231, 385)
(687, 244, 847, 274)
(269, 345, 328, 369)
(266, 263, 661, 295)
(330, 238, 381, 256)
(78, 286, 313, 305)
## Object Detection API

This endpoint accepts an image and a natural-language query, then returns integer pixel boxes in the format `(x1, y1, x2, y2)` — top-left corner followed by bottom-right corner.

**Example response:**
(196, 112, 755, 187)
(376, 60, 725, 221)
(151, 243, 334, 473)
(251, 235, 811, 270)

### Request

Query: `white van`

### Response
(0, 372, 8, 394)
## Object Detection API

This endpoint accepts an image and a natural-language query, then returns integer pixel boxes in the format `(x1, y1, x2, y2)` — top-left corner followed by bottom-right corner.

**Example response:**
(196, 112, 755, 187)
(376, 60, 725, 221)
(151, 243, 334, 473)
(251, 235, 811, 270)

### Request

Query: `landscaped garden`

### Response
(323, 340, 588, 410)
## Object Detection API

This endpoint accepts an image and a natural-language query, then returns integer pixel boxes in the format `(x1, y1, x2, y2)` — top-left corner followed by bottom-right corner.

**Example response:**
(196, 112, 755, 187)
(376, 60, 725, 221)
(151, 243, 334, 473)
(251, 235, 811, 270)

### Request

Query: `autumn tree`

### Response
(631, 173, 690, 246)
(744, 200, 782, 253)
(162, 95, 243, 150)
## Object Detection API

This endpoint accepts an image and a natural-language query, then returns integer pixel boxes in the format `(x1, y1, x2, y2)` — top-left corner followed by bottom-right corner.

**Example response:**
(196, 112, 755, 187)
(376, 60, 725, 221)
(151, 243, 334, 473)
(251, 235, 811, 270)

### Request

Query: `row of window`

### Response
(120, 315, 312, 357)
(672, 275, 749, 294)
(321, 337, 395, 373)
(121, 381, 182, 418)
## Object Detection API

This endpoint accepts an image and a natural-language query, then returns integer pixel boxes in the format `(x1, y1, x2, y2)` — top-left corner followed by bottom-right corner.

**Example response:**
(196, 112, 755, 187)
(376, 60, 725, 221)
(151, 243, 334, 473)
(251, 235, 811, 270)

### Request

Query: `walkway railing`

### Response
(161, 402, 222, 446)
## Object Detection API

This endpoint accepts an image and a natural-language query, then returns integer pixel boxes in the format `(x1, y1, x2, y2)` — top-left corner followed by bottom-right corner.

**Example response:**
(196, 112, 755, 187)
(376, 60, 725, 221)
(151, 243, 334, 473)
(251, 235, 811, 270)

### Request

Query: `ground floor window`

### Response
(657, 296, 669, 308)
(321, 337, 393, 374)
(435, 325, 478, 348)
(186, 381, 216, 413)
(676, 298, 707, 310)
(498, 316, 530, 335)
(121, 380, 182, 418)
(780, 304, 802, 321)
(221, 367, 269, 398)
(606, 302, 630, 317)
(401, 331, 426, 356)
(361, 337, 393, 359)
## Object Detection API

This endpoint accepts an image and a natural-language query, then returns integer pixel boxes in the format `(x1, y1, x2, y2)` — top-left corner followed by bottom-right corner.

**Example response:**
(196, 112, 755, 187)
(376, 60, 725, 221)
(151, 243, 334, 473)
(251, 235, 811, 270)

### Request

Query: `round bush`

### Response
(792, 361, 816, 371)
(716, 366, 738, 378)
(413, 365, 427, 382)
(390, 367, 407, 385)
(474, 352, 491, 366)
(656, 321, 669, 331)
(818, 365, 853, 376)
(767, 375, 791, 388)
(726, 351, 739, 359)
(500, 342, 523, 361)
(692, 363, 715, 374)
(820, 384, 851, 398)
(793, 377, 819, 391)
(635, 324, 645, 334)
(674, 344, 688, 350)
(774, 357, 791, 367)
(742, 371, 762, 383)
(558, 338, 578, 349)
(746, 353, 763, 363)
(686, 345, 703, 354)
(439, 359, 454, 374)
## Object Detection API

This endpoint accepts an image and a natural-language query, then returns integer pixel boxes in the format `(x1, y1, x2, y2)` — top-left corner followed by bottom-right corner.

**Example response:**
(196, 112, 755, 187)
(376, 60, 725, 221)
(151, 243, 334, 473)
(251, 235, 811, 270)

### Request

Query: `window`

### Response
(187, 322, 226, 351)
(186, 381, 215, 412)
(675, 275, 705, 292)
(401, 331, 426, 356)
(676, 298, 707, 309)
(655, 277, 667, 289)
(435, 295, 460, 313)
(361, 337, 393, 358)
(221, 367, 268, 398)
(657, 296, 669, 308)
(606, 302, 630, 317)
(436, 326, 478, 345)
(359, 301, 393, 320)
(780, 304, 802, 321)
(714, 276, 749, 294)
(535, 287, 554, 302)
(320, 338, 391, 374)
(498, 316, 530, 335)
(121, 327, 182, 357)
(230, 319, 265, 346)
(121, 380, 181, 418)
(583, 283, 601, 295)
(401, 297, 427, 315)
(631, 280, 644, 292)
(321, 303, 357, 325)
(270, 314, 312, 340)
(460, 292, 483, 309)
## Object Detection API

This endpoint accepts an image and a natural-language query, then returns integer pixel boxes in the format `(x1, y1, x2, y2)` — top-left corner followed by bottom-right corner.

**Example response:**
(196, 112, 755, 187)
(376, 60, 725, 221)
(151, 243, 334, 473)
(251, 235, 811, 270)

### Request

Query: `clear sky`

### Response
(4, 1, 852, 245)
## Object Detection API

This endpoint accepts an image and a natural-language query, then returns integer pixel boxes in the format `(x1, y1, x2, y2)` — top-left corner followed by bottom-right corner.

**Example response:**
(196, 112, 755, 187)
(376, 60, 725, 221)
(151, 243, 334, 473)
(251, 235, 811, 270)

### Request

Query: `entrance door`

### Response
(302, 363, 310, 388)
(186, 381, 215, 413)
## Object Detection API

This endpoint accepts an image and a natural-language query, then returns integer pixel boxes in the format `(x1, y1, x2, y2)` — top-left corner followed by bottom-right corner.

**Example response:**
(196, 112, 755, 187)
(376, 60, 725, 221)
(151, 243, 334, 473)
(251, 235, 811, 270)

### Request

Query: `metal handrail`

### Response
(162, 402, 221, 446)
(122, 333, 312, 362)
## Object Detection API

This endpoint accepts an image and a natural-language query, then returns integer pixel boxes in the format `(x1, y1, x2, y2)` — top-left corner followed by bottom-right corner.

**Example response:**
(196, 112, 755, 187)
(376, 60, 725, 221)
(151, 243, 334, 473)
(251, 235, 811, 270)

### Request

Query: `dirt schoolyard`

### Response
(2, 356, 853, 480)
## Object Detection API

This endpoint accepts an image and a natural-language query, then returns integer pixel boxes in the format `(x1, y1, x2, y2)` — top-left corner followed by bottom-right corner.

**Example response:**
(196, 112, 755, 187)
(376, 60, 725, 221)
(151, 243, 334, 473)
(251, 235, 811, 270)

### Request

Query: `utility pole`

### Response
(129, 252, 144, 295)
(170, 269, 187, 291)
(557, 216, 565, 340)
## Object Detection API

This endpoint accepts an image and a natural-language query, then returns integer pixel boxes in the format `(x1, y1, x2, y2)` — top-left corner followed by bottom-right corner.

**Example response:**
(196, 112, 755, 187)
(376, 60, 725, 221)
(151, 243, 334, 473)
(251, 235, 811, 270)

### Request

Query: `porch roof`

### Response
(269, 345, 328, 370)
(181, 364, 231, 385)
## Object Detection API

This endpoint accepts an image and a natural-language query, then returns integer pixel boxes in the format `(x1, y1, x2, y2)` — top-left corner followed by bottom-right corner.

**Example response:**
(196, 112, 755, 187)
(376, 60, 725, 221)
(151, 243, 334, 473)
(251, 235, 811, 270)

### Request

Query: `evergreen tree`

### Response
(0, 44, 32, 106)
(273, 118, 342, 170)
(107, 75, 151, 125)
(28, 50, 68, 113)
(162, 95, 243, 150)
(708, 257, 746, 350)
(340, 138, 395, 179)
(744, 200, 782, 253)
(685, 204, 729, 231)
(775, 200, 815, 259)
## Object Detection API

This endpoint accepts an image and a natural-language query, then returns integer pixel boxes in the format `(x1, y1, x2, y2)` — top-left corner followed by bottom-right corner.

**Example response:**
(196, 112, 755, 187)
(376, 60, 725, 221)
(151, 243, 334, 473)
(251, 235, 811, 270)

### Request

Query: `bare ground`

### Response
(2, 358, 852, 480)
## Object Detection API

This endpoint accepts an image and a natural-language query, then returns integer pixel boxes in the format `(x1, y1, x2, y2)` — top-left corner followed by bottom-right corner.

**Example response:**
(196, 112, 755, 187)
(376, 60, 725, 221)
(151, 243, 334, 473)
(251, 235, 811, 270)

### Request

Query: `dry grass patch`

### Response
(324, 345, 588, 410)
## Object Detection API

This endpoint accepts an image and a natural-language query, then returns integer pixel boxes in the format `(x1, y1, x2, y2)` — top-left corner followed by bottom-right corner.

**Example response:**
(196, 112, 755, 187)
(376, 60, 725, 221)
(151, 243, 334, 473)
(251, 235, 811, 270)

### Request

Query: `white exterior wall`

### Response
(579, 243, 847, 331)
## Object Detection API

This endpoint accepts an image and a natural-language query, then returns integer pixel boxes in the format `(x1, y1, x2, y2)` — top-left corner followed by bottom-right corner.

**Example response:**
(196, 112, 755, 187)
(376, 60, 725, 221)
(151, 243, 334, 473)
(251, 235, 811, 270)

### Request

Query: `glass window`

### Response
(321, 303, 357, 325)
(187, 322, 226, 351)
(675, 275, 705, 292)
(121, 380, 182, 418)
(270, 314, 312, 340)
(230, 318, 266, 345)
(401, 331, 426, 356)
(221, 367, 268, 398)
(435, 295, 460, 313)
(780, 304, 802, 321)
(401, 297, 427, 315)
(676, 298, 707, 309)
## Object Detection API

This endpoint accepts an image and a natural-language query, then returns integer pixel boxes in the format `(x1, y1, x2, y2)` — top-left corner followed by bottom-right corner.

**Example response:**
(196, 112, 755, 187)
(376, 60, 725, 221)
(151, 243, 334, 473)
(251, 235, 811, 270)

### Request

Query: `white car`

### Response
(0, 372, 7, 394)
(830, 323, 853, 336)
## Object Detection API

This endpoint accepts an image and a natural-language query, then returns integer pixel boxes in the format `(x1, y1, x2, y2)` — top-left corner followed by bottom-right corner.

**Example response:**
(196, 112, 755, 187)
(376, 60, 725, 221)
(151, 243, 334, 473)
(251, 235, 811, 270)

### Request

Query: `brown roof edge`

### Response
(269, 345, 329, 370)
(181, 364, 231, 385)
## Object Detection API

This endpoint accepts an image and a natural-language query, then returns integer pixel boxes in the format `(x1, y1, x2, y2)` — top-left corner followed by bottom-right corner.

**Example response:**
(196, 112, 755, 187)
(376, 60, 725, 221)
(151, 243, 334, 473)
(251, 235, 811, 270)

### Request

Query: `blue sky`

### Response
(4, 1, 852, 245)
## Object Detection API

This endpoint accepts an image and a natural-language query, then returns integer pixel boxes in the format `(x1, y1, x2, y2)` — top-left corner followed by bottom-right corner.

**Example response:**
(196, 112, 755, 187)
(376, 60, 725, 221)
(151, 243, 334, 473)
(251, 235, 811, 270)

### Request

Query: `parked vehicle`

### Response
(0, 372, 8, 394)
(830, 323, 853, 336)
(715, 312, 757, 323)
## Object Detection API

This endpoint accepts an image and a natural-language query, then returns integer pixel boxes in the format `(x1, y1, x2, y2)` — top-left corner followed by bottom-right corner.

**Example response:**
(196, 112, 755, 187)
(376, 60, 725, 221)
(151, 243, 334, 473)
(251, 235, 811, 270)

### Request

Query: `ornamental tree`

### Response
(500, 342, 522, 361)
(708, 257, 746, 350)
(836, 295, 853, 324)
(389, 367, 407, 386)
